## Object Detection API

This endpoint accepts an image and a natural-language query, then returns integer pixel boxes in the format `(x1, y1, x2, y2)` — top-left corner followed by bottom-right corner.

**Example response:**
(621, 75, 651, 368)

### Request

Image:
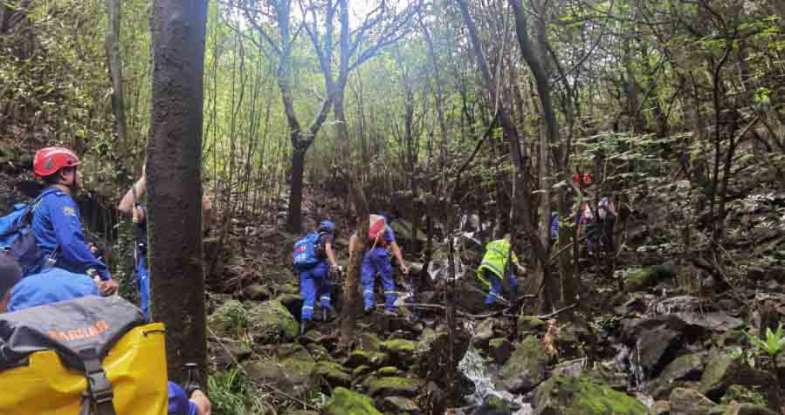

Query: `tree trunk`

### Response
(148, 0, 208, 385)
(287, 147, 306, 232)
(105, 0, 127, 154)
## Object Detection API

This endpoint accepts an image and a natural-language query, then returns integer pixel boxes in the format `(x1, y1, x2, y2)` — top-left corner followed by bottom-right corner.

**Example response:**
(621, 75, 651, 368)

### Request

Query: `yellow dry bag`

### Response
(0, 296, 168, 415)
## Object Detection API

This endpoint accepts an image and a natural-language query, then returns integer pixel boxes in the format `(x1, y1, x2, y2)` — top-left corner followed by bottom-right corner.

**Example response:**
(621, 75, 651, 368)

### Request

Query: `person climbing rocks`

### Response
(361, 214, 409, 314)
(30, 147, 118, 295)
(0, 253, 212, 415)
(477, 233, 525, 306)
(118, 165, 213, 319)
(292, 219, 340, 334)
(577, 196, 617, 255)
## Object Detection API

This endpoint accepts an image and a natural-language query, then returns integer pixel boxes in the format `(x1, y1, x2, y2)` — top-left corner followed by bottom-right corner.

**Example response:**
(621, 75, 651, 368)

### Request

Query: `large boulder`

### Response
(247, 300, 299, 343)
(699, 352, 781, 410)
(669, 387, 717, 415)
(325, 387, 382, 415)
(207, 300, 250, 339)
(382, 396, 421, 414)
(413, 328, 470, 387)
(621, 315, 705, 378)
(648, 352, 706, 398)
(244, 346, 316, 397)
(500, 336, 549, 393)
(533, 375, 648, 415)
(314, 361, 352, 389)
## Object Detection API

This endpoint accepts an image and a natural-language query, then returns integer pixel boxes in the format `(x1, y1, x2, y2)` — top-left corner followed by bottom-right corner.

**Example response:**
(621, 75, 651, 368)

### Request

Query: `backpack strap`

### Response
(78, 348, 117, 415)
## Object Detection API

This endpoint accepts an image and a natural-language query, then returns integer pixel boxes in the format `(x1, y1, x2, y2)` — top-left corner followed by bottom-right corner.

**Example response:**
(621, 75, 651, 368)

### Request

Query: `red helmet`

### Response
(33, 147, 81, 178)
(572, 172, 592, 186)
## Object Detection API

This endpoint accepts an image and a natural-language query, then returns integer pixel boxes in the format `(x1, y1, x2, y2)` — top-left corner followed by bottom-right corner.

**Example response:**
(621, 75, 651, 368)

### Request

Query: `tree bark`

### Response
(148, 0, 208, 385)
(105, 0, 127, 153)
(287, 148, 306, 232)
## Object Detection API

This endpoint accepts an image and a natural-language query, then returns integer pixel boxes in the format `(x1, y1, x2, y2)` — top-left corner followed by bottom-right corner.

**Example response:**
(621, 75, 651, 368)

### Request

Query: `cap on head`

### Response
(0, 253, 22, 299)
(33, 147, 81, 178)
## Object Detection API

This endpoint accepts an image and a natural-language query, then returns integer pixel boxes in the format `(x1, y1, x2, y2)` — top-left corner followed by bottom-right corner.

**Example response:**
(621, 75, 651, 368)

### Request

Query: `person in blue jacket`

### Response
(295, 220, 340, 334)
(0, 254, 211, 415)
(30, 147, 118, 295)
(359, 214, 409, 313)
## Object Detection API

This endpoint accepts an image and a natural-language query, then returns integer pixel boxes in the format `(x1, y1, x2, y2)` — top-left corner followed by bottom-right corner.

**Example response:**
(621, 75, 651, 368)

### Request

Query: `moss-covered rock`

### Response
(518, 315, 546, 336)
(244, 349, 316, 397)
(625, 262, 677, 292)
(363, 376, 421, 398)
(382, 396, 420, 413)
(345, 349, 389, 368)
(500, 336, 549, 393)
(353, 365, 374, 378)
(376, 366, 400, 377)
(246, 300, 299, 343)
(207, 300, 250, 339)
(325, 387, 382, 415)
(380, 338, 417, 354)
(314, 361, 352, 388)
(533, 375, 648, 415)
(699, 352, 781, 409)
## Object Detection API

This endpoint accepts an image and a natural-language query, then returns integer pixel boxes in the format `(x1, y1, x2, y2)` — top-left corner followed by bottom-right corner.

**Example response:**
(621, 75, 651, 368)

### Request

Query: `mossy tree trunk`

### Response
(147, 0, 208, 384)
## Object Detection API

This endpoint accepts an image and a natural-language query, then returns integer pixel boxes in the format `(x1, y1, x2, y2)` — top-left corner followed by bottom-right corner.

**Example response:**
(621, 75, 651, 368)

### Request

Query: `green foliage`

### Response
(747, 325, 785, 358)
(207, 368, 268, 415)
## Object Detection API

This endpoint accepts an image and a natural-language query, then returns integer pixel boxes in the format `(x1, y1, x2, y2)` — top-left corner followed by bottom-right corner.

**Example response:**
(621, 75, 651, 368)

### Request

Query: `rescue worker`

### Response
(477, 233, 525, 306)
(30, 147, 118, 295)
(0, 254, 211, 415)
(296, 220, 339, 334)
(361, 214, 409, 313)
(118, 166, 213, 319)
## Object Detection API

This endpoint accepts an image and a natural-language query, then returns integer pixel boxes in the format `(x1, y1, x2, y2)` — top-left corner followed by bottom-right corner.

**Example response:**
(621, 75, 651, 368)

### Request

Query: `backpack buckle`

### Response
(87, 370, 114, 404)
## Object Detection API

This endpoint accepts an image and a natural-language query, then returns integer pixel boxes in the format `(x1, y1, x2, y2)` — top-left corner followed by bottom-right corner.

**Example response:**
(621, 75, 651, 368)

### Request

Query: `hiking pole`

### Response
(183, 362, 202, 396)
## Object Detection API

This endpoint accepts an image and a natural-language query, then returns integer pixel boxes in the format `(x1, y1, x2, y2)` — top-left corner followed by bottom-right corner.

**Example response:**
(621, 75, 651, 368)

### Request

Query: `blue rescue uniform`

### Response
(6, 267, 99, 312)
(31, 188, 110, 280)
(298, 231, 333, 321)
(361, 226, 397, 311)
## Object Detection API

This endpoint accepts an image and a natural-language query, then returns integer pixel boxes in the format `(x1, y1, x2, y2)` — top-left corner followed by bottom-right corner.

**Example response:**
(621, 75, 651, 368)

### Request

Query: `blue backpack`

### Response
(0, 193, 49, 275)
(292, 232, 321, 270)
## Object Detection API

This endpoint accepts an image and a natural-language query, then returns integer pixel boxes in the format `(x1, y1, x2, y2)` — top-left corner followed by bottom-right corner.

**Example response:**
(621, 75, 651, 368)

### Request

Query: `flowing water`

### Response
(457, 346, 533, 415)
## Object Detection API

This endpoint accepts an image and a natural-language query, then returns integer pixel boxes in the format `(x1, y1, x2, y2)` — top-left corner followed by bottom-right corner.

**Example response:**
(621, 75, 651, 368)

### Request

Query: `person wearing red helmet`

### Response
(30, 147, 118, 295)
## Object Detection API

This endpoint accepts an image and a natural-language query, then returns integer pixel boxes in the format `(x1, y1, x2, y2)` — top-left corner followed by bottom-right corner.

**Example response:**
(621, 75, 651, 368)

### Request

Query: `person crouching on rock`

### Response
(477, 233, 526, 307)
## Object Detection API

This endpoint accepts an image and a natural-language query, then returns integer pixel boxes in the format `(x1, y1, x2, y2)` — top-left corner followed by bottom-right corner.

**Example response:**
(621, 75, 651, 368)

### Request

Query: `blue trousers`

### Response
(299, 261, 331, 321)
(135, 248, 151, 320)
(484, 269, 518, 305)
(361, 247, 396, 311)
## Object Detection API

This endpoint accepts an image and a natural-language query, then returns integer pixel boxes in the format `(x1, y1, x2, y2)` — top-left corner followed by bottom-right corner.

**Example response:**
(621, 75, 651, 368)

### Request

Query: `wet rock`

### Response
(500, 335, 548, 393)
(472, 395, 516, 415)
(363, 376, 421, 398)
(325, 387, 382, 415)
(382, 396, 421, 414)
(670, 387, 717, 415)
(621, 315, 705, 378)
(472, 318, 496, 349)
(314, 361, 352, 388)
(455, 279, 488, 315)
(412, 328, 470, 387)
(699, 352, 781, 409)
(648, 352, 706, 398)
(246, 299, 300, 343)
(533, 374, 648, 415)
(653, 400, 671, 414)
(488, 338, 512, 364)
(242, 282, 270, 301)
(625, 262, 677, 291)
